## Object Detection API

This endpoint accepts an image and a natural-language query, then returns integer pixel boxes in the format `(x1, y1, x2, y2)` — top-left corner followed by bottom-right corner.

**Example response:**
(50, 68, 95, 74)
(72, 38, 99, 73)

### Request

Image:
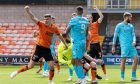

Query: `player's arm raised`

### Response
(94, 6, 104, 23)
(66, 26, 71, 37)
(24, 6, 39, 24)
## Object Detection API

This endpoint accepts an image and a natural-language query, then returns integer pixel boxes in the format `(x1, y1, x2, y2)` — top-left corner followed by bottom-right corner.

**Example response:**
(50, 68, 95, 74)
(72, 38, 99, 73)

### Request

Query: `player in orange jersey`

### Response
(86, 6, 108, 80)
(10, 6, 67, 84)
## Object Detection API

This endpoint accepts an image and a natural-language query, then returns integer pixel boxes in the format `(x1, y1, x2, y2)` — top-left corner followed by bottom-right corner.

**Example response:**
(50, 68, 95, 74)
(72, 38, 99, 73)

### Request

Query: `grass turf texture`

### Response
(0, 65, 140, 84)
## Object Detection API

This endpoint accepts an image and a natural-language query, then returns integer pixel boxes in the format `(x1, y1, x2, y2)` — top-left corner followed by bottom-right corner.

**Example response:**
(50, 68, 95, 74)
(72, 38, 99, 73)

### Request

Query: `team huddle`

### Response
(10, 5, 139, 84)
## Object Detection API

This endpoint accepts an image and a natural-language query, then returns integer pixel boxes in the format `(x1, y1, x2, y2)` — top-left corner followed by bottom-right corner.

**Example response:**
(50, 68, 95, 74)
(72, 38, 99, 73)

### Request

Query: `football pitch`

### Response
(0, 65, 140, 84)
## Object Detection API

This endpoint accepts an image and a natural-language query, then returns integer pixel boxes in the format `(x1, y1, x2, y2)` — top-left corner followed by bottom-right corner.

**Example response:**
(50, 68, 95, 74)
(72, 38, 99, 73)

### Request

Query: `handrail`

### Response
(87, 0, 140, 9)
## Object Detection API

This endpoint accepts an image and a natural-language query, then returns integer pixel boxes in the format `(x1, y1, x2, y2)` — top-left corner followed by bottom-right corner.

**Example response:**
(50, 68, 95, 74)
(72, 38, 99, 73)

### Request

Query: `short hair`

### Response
(76, 6, 83, 11)
(51, 16, 55, 19)
(44, 14, 51, 18)
(123, 12, 132, 18)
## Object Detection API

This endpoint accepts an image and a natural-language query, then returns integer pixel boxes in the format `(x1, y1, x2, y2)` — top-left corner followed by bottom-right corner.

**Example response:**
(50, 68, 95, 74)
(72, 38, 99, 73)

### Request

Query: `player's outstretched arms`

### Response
(24, 6, 39, 24)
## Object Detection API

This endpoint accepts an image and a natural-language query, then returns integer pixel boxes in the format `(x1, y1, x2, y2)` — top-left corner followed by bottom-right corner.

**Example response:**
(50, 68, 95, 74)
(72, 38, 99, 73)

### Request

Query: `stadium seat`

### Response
(8, 26, 15, 30)
(18, 30, 25, 34)
(16, 41, 23, 45)
(25, 30, 33, 34)
(27, 45, 34, 49)
(0, 30, 5, 34)
(0, 37, 4, 41)
(29, 40, 36, 45)
(5, 37, 12, 41)
(9, 41, 16, 45)
(16, 23, 22, 27)
(0, 45, 7, 49)
(22, 41, 29, 45)
(4, 30, 11, 34)
(0, 49, 5, 53)
(3, 23, 9, 27)
(0, 27, 6, 30)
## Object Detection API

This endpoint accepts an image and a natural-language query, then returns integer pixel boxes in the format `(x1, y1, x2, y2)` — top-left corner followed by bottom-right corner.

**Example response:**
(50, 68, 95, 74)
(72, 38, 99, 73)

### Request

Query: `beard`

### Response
(126, 19, 131, 23)
(127, 20, 130, 23)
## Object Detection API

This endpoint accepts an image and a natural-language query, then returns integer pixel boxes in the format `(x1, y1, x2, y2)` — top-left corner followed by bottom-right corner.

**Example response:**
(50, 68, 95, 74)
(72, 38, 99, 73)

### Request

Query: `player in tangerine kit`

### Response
(86, 6, 108, 80)
(10, 6, 67, 84)
(39, 16, 60, 76)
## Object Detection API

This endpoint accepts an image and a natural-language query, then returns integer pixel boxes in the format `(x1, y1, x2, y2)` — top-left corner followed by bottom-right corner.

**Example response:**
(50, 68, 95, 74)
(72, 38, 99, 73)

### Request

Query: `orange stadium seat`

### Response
(0, 27, 6, 30)
(0, 30, 5, 34)
(0, 23, 64, 56)
(0, 37, 4, 41)
(25, 30, 33, 34)
(29, 40, 36, 45)
(0, 49, 5, 53)
(9, 41, 16, 45)
(4, 37, 12, 41)
(8, 26, 15, 30)
(0, 45, 7, 49)
(15, 26, 21, 30)
(18, 30, 25, 34)
(25, 27, 33, 30)
(5, 49, 11, 53)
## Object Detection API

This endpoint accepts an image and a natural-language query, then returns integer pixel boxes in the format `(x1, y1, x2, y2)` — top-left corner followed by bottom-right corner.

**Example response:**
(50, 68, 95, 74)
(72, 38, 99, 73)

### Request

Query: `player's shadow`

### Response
(60, 81, 92, 84)
(109, 81, 135, 84)
(60, 81, 76, 84)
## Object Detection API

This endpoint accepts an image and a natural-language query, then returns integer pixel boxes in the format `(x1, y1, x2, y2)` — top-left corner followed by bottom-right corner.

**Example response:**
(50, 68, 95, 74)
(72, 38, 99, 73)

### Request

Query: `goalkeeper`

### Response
(58, 33, 73, 81)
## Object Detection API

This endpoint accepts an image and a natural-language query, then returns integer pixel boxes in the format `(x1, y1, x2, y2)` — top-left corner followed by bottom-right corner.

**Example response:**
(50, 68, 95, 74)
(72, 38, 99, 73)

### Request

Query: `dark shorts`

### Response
(31, 45, 53, 62)
(81, 57, 91, 64)
(88, 43, 102, 59)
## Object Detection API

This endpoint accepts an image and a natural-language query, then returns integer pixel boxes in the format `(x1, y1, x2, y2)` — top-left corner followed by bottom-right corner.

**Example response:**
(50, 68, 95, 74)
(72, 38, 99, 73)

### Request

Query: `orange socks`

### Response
(91, 68, 96, 81)
(101, 63, 106, 74)
(49, 70, 54, 80)
(84, 68, 89, 75)
(17, 65, 28, 73)
(55, 61, 60, 71)
(39, 61, 43, 69)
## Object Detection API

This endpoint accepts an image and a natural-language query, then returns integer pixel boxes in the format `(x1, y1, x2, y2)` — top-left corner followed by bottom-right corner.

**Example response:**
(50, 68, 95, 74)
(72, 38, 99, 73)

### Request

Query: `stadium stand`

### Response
(0, 23, 66, 56)
(102, 35, 140, 55)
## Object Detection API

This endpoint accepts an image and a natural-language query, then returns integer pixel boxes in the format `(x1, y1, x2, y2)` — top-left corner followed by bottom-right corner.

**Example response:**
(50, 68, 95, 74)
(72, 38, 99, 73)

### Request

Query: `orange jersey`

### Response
(37, 21, 60, 48)
(89, 21, 100, 43)
(86, 34, 90, 50)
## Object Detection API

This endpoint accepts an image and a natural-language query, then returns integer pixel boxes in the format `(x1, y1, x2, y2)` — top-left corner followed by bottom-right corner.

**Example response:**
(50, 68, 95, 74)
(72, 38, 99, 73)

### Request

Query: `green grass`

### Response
(0, 65, 140, 84)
